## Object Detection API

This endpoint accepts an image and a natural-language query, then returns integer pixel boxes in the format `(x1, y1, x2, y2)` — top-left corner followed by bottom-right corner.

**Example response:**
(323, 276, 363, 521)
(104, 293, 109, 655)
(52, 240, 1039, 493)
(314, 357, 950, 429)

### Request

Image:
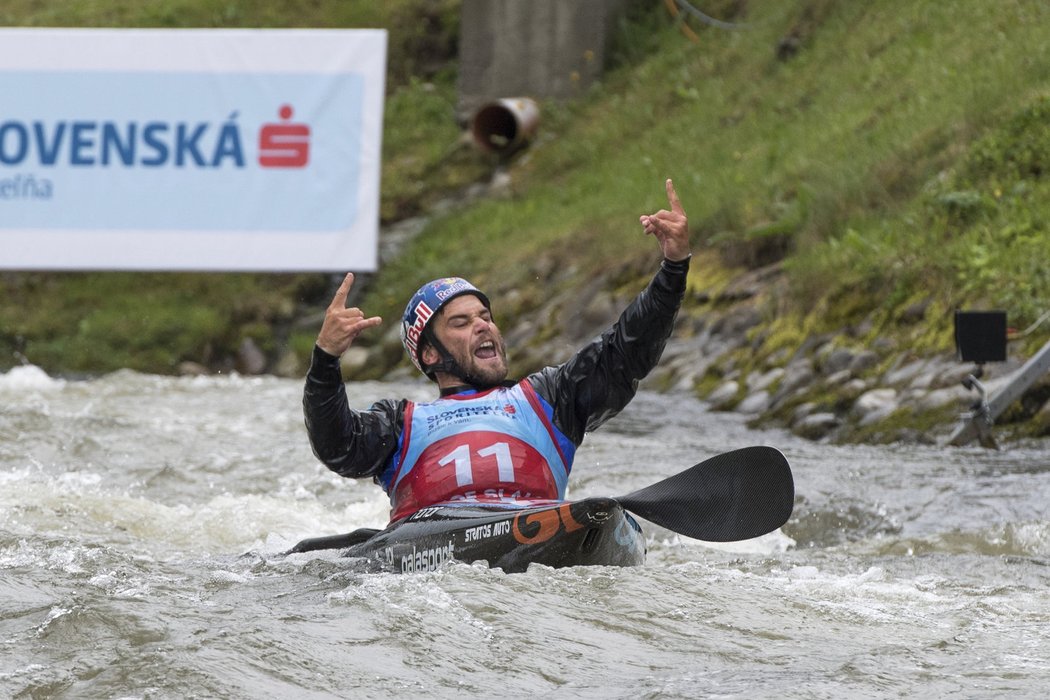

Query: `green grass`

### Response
(355, 0, 1050, 375)
(2, 0, 1050, 380)
(0, 273, 323, 373)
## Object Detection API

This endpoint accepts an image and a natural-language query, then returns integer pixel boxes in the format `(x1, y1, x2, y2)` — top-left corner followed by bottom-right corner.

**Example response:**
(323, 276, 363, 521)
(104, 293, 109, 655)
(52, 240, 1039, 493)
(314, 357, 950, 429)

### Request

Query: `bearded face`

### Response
(421, 294, 508, 387)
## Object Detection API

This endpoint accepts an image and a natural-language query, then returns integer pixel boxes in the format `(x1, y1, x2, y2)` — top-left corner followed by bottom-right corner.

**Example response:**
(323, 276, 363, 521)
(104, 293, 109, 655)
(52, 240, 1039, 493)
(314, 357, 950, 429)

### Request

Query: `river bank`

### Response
(129, 180, 1050, 449)
(368, 213, 1050, 448)
(321, 223, 1050, 449)
(652, 272, 1050, 447)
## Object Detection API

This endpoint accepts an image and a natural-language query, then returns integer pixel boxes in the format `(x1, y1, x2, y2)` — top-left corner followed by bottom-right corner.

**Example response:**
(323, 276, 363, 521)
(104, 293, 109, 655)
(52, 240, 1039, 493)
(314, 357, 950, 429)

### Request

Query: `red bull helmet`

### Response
(400, 277, 490, 376)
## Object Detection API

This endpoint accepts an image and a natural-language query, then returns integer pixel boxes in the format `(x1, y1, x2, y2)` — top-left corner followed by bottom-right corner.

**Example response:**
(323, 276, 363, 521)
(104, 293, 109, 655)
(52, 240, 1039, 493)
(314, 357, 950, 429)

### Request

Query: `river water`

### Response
(2, 366, 1048, 698)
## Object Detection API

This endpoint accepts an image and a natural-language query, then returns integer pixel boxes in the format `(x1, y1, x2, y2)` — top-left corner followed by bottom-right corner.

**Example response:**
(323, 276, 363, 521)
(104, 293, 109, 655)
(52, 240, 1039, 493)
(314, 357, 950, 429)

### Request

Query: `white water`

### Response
(2, 366, 1049, 698)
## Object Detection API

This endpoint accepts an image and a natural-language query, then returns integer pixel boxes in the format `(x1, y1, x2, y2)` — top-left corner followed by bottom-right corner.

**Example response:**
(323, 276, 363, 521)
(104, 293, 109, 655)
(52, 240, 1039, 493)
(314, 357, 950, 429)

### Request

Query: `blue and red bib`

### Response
(379, 380, 576, 521)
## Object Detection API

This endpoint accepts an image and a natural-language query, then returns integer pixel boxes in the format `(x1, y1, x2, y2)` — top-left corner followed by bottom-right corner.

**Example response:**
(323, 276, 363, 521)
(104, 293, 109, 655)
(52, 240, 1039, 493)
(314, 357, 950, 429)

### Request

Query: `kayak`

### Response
(284, 445, 796, 574)
(288, 497, 646, 574)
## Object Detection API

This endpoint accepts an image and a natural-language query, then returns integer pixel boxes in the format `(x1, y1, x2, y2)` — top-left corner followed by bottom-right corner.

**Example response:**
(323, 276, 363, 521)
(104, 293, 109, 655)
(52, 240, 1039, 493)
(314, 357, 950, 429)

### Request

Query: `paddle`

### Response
(614, 445, 794, 542)
(284, 445, 793, 554)
(285, 527, 380, 554)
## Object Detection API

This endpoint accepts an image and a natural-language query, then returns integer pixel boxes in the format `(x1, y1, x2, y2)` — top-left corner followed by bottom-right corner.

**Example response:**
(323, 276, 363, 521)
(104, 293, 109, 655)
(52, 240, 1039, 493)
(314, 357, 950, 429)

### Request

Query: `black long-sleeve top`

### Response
(303, 257, 689, 483)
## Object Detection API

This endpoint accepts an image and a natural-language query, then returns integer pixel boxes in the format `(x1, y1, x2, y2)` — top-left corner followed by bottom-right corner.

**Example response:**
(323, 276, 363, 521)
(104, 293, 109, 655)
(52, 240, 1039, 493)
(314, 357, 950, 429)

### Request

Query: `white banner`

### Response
(0, 28, 386, 271)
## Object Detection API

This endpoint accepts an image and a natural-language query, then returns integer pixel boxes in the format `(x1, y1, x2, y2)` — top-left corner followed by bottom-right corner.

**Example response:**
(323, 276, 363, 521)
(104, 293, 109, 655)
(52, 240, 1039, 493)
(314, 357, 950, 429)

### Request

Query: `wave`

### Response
(0, 365, 64, 392)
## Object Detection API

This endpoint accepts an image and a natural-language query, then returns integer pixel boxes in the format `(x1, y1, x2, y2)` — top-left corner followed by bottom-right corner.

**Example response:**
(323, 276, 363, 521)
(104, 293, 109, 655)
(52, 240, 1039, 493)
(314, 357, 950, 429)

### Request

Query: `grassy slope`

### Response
(359, 0, 1050, 375)
(2, 1, 1049, 384)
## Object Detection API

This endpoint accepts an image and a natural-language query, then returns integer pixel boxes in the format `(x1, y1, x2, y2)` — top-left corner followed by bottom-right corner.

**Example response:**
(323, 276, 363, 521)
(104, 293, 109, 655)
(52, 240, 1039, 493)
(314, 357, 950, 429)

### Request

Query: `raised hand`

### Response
(316, 273, 383, 357)
(639, 178, 690, 262)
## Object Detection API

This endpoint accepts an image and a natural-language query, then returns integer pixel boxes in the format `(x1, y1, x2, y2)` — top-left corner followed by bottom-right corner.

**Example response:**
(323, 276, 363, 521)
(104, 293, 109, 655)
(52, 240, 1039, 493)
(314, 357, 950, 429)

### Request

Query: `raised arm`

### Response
(529, 179, 691, 443)
(304, 273, 399, 479)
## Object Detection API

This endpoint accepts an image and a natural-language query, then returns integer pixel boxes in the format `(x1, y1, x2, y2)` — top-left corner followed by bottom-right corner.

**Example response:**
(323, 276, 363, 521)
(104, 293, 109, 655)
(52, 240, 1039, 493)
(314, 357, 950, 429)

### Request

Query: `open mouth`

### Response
(474, 340, 498, 360)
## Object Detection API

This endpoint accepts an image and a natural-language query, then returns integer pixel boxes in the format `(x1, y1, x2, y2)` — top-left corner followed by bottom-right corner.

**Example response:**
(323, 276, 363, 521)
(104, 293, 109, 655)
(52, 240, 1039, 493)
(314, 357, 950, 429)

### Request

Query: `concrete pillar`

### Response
(457, 0, 627, 122)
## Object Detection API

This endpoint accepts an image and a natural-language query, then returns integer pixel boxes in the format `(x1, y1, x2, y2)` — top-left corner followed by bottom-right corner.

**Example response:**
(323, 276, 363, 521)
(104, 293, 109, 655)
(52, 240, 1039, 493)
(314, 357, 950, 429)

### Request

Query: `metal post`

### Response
(949, 337, 1050, 446)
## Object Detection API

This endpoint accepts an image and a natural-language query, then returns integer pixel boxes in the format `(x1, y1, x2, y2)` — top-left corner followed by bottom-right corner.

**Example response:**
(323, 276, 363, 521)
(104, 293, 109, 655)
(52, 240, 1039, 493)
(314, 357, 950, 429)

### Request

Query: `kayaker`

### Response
(303, 179, 690, 523)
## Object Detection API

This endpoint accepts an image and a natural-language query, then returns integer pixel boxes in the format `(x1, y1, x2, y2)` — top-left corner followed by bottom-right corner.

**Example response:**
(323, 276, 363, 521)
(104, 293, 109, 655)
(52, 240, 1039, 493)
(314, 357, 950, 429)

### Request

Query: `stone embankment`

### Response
(319, 197, 1050, 446)
(659, 331, 1013, 444)
(650, 280, 1050, 445)
(608, 265, 1048, 445)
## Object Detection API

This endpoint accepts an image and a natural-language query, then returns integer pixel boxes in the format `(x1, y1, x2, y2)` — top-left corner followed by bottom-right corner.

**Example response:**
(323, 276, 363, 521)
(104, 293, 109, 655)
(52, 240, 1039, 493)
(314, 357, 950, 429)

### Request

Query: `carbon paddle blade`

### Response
(615, 446, 794, 542)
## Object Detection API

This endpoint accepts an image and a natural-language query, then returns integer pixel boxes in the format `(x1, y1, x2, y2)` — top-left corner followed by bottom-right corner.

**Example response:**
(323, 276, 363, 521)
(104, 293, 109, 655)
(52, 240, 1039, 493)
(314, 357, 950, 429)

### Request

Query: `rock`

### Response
(767, 347, 791, 365)
(670, 370, 700, 393)
(560, 283, 619, 343)
(779, 359, 816, 395)
(883, 358, 929, 387)
(902, 357, 957, 390)
(899, 298, 931, 324)
(1034, 399, 1050, 434)
(178, 361, 209, 376)
(849, 350, 880, 374)
(580, 291, 619, 330)
(825, 369, 852, 386)
(504, 318, 539, 349)
(748, 367, 784, 392)
(847, 317, 875, 338)
(769, 360, 816, 411)
(908, 367, 942, 391)
(738, 390, 771, 414)
(716, 263, 782, 301)
(916, 385, 972, 412)
(380, 216, 428, 263)
(821, 347, 855, 376)
(1038, 396, 1050, 416)
(932, 363, 981, 390)
(793, 412, 842, 440)
(489, 168, 513, 197)
(776, 34, 800, 61)
(709, 306, 762, 338)
(707, 380, 740, 409)
(339, 346, 369, 374)
(791, 333, 833, 362)
(791, 402, 818, 423)
(853, 388, 898, 425)
(236, 338, 267, 375)
(893, 428, 937, 445)
(855, 387, 898, 411)
(274, 350, 302, 378)
(841, 378, 869, 399)
(872, 337, 896, 352)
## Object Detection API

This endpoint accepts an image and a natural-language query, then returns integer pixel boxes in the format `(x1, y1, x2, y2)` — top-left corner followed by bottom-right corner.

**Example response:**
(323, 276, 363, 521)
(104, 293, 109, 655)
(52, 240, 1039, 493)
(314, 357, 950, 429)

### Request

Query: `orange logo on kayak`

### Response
(511, 504, 584, 545)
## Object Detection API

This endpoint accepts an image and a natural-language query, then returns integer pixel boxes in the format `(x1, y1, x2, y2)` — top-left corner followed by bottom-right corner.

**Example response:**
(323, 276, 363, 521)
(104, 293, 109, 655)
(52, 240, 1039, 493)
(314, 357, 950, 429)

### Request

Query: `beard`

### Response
(450, 338, 509, 387)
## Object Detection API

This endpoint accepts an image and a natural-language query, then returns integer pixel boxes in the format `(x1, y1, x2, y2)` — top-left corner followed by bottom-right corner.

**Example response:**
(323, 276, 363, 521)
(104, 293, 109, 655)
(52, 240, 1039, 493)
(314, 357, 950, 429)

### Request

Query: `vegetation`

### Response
(2, 1, 1049, 402)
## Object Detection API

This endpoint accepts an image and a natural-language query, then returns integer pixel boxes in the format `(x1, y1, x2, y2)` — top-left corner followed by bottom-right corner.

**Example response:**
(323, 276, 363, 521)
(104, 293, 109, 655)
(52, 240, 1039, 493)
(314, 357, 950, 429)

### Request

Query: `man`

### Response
(304, 179, 689, 522)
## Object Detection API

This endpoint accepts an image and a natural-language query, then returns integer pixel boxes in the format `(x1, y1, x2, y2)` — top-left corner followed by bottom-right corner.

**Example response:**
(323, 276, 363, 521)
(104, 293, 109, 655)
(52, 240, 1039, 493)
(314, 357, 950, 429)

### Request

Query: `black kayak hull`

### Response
(336, 497, 646, 574)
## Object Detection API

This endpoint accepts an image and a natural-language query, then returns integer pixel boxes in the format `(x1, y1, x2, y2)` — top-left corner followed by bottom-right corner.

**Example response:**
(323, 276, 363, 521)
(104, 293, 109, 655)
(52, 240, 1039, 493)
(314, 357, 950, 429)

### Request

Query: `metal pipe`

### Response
(470, 97, 539, 154)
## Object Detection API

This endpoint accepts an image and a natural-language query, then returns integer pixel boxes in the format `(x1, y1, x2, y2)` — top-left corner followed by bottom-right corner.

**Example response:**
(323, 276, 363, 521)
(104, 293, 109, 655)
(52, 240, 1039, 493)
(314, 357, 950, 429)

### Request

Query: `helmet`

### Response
(400, 277, 490, 376)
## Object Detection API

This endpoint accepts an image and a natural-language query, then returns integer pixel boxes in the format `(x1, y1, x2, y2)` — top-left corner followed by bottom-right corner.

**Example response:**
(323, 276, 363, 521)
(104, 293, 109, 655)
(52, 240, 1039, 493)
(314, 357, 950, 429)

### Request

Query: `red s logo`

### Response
(259, 104, 309, 168)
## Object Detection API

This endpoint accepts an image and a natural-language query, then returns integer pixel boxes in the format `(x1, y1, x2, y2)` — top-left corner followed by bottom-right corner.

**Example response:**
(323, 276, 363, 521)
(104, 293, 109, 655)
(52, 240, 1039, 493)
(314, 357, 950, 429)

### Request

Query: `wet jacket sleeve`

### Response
(302, 345, 404, 479)
(527, 257, 689, 445)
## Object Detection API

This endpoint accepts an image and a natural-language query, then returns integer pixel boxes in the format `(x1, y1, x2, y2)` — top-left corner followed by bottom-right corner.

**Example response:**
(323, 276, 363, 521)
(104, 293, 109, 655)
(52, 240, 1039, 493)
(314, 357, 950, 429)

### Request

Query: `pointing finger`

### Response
(665, 179, 683, 214)
(330, 272, 355, 309)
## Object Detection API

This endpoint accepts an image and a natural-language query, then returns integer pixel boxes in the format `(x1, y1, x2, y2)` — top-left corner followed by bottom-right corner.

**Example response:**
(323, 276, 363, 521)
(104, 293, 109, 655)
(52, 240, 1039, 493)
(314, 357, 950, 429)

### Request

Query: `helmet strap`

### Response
(420, 327, 499, 389)
(419, 327, 463, 378)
